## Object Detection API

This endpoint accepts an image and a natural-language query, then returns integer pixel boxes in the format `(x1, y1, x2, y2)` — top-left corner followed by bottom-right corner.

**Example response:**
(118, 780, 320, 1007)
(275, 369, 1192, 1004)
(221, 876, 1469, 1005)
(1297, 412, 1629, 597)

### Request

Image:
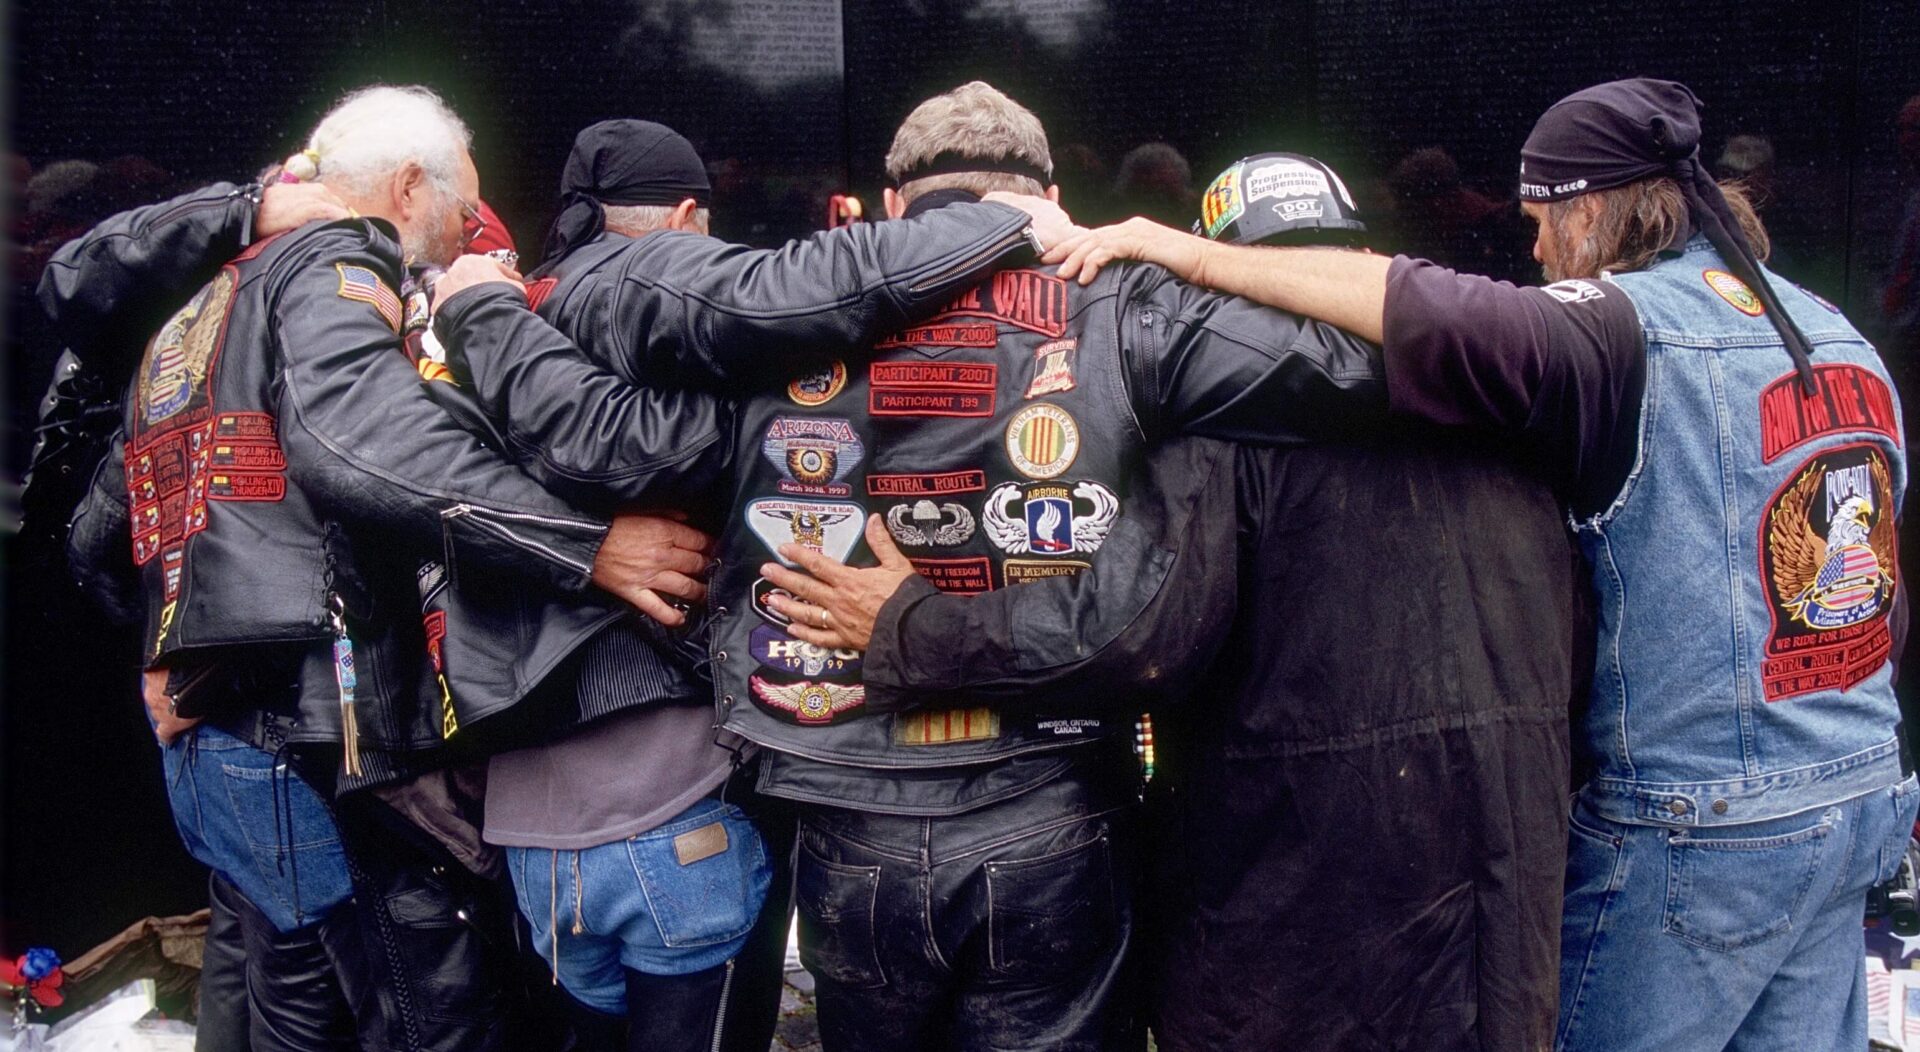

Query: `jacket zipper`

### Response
(906, 225, 1033, 295)
(708, 958, 735, 1052)
(439, 504, 602, 580)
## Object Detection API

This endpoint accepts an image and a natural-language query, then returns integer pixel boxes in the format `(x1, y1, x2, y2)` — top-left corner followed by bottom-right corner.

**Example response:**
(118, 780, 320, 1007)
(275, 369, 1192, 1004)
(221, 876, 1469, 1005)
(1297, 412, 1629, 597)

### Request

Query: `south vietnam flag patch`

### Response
(335, 264, 403, 333)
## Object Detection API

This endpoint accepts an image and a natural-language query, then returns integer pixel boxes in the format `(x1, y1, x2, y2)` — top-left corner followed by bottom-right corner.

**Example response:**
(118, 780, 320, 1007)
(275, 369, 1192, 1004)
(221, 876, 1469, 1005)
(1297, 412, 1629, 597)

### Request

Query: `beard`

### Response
(402, 195, 462, 268)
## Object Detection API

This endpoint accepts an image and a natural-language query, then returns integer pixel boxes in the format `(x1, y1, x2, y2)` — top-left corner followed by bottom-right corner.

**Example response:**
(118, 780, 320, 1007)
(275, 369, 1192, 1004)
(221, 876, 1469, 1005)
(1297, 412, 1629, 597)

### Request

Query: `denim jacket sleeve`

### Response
(267, 221, 609, 592)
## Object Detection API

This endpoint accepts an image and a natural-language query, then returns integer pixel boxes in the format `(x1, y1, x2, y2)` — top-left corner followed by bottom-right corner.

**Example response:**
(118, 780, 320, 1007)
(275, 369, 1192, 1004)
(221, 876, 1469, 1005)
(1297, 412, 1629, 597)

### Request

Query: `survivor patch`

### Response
(1759, 443, 1898, 701)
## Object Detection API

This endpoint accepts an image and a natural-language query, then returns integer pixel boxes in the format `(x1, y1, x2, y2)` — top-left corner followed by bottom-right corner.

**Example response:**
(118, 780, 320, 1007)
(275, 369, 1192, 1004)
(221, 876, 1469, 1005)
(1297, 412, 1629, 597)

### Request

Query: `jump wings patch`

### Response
(335, 264, 403, 332)
(1761, 444, 1898, 701)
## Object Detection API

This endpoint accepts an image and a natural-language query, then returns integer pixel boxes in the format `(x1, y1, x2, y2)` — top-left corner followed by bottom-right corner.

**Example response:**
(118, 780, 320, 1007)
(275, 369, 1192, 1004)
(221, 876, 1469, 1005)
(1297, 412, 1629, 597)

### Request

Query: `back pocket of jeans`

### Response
(1663, 815, 1832, 953)
(795, 839, 886, 990)
(627, 806, 769, 948)
(986, 832, 1118, 983)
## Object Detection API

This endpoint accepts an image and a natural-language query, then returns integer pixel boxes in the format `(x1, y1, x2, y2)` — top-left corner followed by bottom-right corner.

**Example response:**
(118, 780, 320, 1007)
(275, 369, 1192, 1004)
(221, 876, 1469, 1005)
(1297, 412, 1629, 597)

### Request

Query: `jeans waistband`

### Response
(1582, 737, 1905, 827)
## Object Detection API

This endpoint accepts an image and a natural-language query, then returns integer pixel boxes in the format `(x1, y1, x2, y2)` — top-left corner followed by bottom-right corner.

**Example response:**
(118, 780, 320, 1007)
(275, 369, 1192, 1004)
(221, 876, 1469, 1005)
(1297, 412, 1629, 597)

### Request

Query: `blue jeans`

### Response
(1558, 776, 1920, 1051)
(162, 725, 353, 933)
(505, 797, 771, 1015)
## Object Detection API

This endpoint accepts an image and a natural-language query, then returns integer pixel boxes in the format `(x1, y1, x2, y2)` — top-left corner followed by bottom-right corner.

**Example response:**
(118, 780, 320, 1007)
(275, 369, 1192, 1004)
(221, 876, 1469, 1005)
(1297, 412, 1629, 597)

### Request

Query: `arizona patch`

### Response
(762, 417, 864, 496)
(750, 676, 866, 725)
(1704, 269, 1764, 317)
(788, 361, 847, 406)
(1004, 403, 1080, 479)
(336, 264, 404, 332)
(982, 480, 1118, 556)
(1759, 443, 1898, 701)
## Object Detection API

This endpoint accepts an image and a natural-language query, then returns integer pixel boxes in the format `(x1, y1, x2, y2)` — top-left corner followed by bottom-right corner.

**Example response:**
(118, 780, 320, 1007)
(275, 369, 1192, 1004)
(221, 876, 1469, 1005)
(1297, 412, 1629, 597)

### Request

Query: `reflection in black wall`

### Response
(7, 0, 1920, 956)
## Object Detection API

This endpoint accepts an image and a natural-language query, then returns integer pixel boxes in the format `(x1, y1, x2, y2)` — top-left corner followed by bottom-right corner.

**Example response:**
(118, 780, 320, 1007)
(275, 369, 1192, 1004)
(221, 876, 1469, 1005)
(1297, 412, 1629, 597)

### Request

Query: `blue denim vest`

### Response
(1578, 238, 1907, 827)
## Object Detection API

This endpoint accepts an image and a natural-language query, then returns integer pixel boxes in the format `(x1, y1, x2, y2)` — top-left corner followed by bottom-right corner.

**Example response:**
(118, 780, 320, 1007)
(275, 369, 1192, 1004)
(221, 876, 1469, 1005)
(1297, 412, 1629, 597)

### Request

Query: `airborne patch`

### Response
(1759, 443, 1898, 701)
(335, 263, 404, 332)
(982, 480, 1118, 556)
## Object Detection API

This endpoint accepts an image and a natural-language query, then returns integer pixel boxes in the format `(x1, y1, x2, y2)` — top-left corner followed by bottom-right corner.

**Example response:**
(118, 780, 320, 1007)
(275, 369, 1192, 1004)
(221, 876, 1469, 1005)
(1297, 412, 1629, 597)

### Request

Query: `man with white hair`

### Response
(51, 84, 744, 1050)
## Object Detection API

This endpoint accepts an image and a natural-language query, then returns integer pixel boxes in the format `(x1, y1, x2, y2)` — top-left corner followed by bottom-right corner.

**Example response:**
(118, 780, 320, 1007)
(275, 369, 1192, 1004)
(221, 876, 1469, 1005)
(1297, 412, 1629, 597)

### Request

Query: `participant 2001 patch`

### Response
(869, 361, 997, 418)
(1759, 443, 1898, 701)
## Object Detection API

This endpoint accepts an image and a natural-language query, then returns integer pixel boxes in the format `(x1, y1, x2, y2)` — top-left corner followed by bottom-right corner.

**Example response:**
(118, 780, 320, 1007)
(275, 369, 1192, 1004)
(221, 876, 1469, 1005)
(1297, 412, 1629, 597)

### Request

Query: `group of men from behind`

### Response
(36, 73, 1912, 1052)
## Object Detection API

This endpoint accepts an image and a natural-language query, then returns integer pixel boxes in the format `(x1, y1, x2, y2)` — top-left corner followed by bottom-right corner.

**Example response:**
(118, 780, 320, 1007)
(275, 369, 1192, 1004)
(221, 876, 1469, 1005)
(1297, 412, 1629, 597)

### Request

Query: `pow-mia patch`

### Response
(788, 361, 848, 407)
(749, 676, 867, 725)
(1004, 403, 1080, 479)
(909, 556, 994, 594)
(749, 624, 862, 678)
(746, 498, 863, 566)
(1704, 269, 1765, 317)
(894, 708, 1000, 745)
(762, 417, 865, 496)
(885, 500, 975, 547)
(1201, 162, 1246, 238)
(982, 480, 1118, 556)
(1025, 338, 1078, 399)
(1760, 443, 1899, 701)
(335, 263, 404, 332)
(1004, 558, 1091, 586)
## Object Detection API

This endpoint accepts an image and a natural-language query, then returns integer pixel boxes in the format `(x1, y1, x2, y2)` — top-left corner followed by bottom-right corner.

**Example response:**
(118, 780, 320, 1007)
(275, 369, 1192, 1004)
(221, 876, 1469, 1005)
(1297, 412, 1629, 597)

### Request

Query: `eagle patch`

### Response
(1759, 443, 1898, 701)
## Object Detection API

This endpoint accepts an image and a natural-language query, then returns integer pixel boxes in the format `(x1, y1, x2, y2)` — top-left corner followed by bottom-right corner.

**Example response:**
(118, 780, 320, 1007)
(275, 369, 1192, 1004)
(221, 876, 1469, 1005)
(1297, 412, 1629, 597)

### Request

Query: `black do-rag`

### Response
(1520, 78, 1818, 392)
(542, 119, 711, 265)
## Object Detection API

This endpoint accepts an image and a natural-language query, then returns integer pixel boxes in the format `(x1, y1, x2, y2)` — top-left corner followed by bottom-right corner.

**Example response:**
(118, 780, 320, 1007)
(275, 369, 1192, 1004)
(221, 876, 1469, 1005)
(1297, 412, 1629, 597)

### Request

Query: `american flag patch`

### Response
(335, 263, 403, 333)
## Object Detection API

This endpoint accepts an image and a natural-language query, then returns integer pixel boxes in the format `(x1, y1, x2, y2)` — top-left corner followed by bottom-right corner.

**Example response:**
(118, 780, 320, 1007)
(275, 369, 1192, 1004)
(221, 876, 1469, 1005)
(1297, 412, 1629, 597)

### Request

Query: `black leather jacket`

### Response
(417, 202, 1044, 748)
(54, 184, 612, 757)
(449, 191, 1383, 813)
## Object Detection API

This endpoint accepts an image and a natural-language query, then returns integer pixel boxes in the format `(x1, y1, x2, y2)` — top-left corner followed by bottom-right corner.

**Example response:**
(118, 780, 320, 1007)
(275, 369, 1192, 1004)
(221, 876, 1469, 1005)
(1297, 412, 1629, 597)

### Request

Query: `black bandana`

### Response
(541, 120, 711, 266)
(1521, 78, 1817, 392)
